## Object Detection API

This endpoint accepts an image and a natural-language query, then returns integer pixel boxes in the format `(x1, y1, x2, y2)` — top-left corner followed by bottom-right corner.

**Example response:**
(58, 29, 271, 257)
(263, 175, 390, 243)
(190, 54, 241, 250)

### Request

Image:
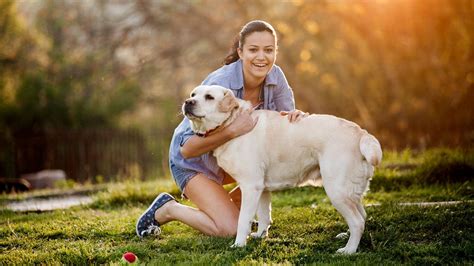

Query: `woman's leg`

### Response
(154, 173, 239, 236)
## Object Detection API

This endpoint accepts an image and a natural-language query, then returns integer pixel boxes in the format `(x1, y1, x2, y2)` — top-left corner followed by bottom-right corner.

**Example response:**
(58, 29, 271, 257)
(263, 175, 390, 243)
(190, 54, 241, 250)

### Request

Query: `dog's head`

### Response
(183, 85, 240, 135)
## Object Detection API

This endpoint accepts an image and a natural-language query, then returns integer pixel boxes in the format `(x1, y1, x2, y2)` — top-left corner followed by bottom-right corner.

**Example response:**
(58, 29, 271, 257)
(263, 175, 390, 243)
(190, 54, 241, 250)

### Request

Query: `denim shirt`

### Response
(169, 59, 295, 186)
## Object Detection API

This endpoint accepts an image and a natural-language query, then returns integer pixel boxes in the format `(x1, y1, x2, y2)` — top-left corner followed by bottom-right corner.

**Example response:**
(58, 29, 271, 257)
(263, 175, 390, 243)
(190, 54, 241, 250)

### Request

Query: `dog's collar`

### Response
(196, 126, 220, 137)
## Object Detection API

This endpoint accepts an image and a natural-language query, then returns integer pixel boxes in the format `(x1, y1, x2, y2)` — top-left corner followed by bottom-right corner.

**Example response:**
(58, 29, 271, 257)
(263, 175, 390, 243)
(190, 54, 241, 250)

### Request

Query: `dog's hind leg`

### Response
(324, 182, 365, 254)
(232, 184, 263, 247)
(336, 199, 366, 239)
(328, 194, 364, 254)
(251, 190, 272, 238)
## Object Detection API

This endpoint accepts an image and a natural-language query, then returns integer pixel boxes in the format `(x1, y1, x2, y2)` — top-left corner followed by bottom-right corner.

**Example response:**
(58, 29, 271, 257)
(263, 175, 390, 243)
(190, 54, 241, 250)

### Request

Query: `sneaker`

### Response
(136, 192, 176, 238)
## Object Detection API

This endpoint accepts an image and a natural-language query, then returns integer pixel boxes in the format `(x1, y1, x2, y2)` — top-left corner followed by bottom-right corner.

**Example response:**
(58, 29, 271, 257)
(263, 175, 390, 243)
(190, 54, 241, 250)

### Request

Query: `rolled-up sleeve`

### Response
(273, 68, 295, 111)
(177, 118, 195, 147)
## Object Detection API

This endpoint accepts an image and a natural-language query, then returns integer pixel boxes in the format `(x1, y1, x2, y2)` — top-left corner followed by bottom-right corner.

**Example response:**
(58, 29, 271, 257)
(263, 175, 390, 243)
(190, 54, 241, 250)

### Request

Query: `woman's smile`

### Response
(252, 62, 268, 68)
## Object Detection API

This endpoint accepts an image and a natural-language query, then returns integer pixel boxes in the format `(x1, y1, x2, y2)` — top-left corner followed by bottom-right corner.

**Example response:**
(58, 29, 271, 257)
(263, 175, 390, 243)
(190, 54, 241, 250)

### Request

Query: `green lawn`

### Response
(1, 149, 473, 265)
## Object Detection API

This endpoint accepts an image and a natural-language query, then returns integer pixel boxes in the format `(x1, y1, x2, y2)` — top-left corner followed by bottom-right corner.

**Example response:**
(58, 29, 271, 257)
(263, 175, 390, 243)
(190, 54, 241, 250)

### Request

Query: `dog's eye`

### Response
(205, 94, 214, 100)
(191, 93, 196, 97)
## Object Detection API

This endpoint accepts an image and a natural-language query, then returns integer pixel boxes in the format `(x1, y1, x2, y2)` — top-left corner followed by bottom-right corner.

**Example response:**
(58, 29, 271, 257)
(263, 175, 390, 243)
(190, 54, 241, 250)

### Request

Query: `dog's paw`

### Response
(250, 229, 268, 239)
(336, 247, 356, 255)
(230, 241, 246, 248)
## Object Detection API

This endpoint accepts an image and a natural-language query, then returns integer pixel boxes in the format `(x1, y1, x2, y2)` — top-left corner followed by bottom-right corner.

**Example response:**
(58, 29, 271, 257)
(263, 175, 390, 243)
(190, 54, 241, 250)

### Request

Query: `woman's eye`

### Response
(249, 48, 258, 52)
(265, 49, 273, 53)
(205, 94, 214, 100)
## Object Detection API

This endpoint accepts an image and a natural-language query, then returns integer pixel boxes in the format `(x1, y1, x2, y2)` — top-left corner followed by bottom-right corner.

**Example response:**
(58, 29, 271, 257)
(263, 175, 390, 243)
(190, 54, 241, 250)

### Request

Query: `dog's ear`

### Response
(218, 90, 239, 113)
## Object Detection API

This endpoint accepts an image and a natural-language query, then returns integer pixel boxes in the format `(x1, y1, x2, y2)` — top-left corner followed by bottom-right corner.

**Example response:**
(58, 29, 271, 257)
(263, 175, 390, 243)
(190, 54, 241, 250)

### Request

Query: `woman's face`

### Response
(238, 31, 277, 84)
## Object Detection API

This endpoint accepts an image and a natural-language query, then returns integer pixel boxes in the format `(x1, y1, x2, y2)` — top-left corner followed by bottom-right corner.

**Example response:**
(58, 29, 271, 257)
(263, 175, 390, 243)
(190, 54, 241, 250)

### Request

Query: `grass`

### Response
(1, 148, 473, 265)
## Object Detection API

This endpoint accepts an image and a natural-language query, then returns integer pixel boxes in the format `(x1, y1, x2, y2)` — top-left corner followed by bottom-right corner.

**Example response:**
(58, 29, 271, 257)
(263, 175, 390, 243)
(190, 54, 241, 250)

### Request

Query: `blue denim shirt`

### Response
(169, 59, 295, 190)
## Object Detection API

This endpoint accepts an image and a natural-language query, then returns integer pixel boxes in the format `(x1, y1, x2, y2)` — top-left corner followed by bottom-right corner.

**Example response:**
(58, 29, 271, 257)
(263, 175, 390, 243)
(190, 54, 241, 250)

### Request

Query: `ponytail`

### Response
(223, 36, 240, 65)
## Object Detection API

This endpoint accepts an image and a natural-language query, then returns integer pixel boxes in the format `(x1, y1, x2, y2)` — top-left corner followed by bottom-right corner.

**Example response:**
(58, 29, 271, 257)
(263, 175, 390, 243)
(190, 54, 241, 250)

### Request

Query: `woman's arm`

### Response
(180, 110, 257, 159)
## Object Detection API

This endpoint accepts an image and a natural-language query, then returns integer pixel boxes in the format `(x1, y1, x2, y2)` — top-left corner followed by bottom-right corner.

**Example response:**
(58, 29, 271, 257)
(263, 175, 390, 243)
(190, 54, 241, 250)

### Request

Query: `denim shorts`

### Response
(169, 162, 224, 197)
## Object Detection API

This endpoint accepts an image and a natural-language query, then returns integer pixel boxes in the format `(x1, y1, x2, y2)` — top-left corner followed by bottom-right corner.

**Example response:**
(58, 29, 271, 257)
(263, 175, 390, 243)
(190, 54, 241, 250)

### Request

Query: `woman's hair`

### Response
(223, 20, 278, 65)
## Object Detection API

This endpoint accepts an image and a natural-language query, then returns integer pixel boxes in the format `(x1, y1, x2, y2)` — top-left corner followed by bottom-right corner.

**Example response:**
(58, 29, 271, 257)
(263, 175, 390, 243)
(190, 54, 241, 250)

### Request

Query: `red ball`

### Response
(122, 252, 137, 263)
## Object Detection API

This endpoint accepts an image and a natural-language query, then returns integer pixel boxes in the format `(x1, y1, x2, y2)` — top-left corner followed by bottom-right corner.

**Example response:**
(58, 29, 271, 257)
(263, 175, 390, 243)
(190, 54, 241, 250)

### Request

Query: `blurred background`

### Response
(0, 0, 472, 185)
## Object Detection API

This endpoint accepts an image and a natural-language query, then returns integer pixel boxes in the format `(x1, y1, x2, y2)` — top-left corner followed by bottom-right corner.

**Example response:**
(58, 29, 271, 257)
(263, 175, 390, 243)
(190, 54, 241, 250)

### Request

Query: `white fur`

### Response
(184, 85, 382, 254)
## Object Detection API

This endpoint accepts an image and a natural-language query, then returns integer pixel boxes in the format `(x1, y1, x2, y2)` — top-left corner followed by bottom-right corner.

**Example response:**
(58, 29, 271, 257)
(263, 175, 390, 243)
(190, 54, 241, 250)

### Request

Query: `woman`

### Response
(136, 20, 307, 238)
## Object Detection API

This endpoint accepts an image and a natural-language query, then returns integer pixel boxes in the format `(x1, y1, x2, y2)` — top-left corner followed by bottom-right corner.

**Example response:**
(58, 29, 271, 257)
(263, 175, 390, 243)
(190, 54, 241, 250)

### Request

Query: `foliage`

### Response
(275, 0, 474, 148)
(1, 1, 142, 132)
(0, 0, 49, 112)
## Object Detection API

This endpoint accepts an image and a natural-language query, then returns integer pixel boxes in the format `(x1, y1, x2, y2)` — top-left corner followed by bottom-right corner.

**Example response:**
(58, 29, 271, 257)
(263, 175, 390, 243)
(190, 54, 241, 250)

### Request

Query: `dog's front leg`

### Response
(251, 190, 272, 238)
(232, 185, 263, 247)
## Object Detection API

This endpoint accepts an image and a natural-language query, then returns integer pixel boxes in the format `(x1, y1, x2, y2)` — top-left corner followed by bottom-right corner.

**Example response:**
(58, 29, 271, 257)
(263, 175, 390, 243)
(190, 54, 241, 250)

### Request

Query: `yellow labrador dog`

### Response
(183, 85, 382, 254)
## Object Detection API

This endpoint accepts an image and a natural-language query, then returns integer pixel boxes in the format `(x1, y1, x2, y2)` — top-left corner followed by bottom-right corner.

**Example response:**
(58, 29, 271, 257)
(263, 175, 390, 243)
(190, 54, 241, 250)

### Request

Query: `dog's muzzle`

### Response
(183, 99, 197, 117)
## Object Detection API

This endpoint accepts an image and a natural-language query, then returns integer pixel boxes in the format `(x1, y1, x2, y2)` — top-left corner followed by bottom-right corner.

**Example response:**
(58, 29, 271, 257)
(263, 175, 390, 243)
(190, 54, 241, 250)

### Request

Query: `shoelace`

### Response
(141, 224, 161, 237)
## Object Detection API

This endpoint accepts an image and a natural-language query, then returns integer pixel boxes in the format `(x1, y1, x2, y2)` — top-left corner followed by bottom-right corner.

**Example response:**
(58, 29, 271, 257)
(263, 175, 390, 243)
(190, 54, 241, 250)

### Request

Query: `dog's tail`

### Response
(359, 132, 382, 166)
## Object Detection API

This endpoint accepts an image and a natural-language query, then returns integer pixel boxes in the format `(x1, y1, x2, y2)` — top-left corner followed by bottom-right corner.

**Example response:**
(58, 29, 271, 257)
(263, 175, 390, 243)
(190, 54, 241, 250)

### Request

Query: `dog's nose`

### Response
(185, 99, 196, 106)
(184, 99, 196, 115)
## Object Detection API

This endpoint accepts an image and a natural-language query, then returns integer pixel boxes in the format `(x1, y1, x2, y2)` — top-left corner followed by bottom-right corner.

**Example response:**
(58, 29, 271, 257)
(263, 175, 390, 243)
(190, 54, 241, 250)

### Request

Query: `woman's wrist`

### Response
(222, 125, 238, 139)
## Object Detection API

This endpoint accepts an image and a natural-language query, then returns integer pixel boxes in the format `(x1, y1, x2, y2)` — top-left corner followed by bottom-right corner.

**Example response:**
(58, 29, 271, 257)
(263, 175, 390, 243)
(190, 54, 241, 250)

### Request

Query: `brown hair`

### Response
(223, 20, 278, 65)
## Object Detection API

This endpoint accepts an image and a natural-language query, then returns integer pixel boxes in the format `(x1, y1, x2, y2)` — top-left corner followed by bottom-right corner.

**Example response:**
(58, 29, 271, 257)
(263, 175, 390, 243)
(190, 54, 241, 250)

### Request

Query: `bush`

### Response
(371, 149, 474, 192)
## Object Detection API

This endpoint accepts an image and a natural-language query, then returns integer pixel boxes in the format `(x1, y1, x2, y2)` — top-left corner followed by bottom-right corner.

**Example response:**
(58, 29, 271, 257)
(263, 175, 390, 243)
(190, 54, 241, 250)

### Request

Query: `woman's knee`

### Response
(212, 207, 238, 236)
(215, 219, 238, 236)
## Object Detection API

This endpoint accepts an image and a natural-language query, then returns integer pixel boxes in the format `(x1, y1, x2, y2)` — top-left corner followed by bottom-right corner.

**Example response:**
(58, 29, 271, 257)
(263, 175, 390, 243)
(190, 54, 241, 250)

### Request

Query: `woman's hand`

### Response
(225, 110, 259, 138)
(280, 109, 309, 123)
